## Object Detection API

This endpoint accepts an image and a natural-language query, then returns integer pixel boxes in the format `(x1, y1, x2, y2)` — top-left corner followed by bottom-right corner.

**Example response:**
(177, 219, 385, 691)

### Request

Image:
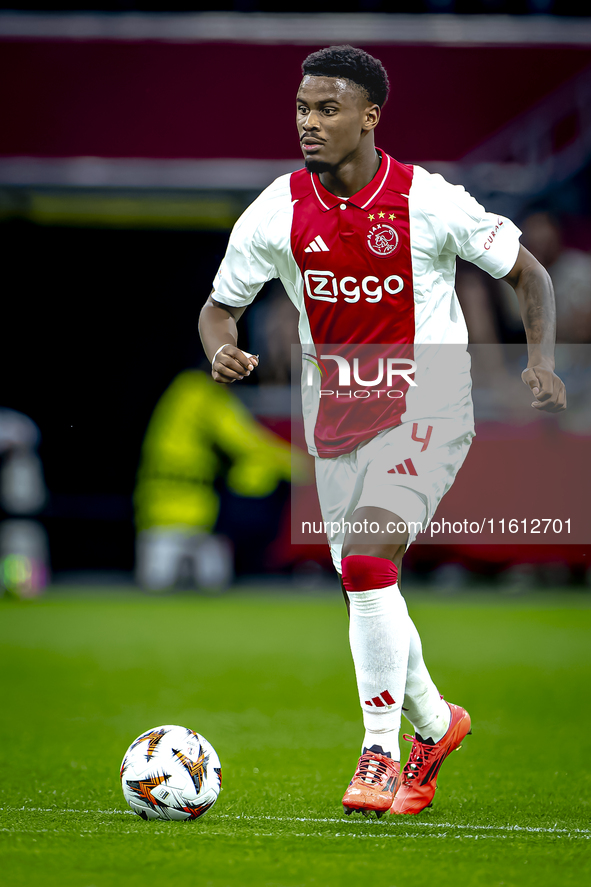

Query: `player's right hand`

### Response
(212, 345, 259, 384)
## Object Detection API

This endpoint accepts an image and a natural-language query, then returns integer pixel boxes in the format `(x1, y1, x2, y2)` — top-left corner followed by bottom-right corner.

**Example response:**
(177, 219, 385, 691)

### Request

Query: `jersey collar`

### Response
(310, 149, 392, 213)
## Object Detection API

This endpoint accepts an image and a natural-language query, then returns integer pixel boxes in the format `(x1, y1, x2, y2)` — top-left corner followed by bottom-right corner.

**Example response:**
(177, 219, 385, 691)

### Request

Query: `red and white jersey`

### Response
(212, 150, 521, 457)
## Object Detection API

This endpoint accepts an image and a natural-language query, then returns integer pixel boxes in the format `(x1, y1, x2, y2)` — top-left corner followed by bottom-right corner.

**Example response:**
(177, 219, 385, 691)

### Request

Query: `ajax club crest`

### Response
(367, 223, 399, 257)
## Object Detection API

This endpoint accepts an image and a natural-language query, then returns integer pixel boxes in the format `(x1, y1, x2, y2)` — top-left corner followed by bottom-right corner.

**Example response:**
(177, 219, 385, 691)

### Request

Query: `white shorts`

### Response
(315, 418, 474, 573)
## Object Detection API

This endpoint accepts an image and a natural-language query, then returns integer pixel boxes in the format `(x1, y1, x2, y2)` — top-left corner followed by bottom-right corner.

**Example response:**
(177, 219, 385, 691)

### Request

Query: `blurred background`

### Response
(1, 2, 590, 595)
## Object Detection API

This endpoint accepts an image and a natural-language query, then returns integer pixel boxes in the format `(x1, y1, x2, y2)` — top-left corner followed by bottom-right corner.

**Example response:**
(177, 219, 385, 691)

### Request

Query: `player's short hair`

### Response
(301, 45, 390, 108)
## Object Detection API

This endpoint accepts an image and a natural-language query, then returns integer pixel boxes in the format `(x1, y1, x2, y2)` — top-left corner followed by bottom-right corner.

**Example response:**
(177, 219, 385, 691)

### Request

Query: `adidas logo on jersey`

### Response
(304, 235, 330, 253)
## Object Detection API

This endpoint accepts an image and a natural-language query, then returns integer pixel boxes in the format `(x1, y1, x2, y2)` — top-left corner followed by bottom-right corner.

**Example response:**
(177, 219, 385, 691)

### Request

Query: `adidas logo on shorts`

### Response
(387, 458, 417, 476)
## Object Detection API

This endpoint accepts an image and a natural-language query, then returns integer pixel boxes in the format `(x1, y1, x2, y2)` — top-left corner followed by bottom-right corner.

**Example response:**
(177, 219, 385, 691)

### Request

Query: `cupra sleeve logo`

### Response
(367, 223, 399, 257)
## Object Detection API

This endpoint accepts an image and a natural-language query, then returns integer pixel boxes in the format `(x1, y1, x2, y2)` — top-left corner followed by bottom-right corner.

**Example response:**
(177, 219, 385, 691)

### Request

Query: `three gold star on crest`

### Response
(368, 211, 396, 221)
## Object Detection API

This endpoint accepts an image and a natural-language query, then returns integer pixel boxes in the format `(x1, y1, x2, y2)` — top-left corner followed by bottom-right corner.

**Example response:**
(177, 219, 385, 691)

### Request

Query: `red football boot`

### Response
(390, 702, 471, 815)
(342, 751, 401, 818)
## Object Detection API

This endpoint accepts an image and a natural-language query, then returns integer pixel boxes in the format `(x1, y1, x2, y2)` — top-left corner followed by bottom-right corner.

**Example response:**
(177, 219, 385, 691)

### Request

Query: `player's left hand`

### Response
(521, 364, 567, 412)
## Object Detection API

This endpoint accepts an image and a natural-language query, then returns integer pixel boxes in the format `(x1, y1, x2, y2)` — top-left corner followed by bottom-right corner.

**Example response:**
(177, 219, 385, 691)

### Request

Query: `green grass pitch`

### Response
(0, 586, 589, 887)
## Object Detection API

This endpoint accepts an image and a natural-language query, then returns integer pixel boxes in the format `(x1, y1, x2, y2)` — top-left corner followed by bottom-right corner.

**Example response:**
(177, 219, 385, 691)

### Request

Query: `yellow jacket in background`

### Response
(134, 371, 297, 533)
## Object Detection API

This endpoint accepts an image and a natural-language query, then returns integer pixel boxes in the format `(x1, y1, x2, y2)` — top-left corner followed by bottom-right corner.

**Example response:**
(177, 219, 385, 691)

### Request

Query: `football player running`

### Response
(199, 46, 566, 817)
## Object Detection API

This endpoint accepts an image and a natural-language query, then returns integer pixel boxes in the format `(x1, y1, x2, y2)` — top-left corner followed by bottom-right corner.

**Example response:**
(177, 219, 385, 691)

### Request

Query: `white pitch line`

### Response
(0, 807, 135, 815)
(0, 826, 588, 841)
(220, 814, 591, 835)
(1, 808, 588, 837)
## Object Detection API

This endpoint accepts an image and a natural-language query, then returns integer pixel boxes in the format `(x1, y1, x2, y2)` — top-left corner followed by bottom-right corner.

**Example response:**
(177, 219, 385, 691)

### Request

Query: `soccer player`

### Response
(199, 45, 566, 816)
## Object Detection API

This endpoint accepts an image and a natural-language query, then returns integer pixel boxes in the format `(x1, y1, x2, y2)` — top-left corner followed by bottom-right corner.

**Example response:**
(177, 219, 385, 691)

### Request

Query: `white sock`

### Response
(348, 583, 410, 761)
(402, 617, 450, 742)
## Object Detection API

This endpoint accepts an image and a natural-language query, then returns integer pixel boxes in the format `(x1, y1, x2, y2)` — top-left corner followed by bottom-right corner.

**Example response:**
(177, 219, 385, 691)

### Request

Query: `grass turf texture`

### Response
(0, 588, 589, 887)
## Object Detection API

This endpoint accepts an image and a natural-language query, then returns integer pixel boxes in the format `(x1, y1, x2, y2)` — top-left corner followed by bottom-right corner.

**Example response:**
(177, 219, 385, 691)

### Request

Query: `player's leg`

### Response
(346, 421, 473, 815)
(340, 506, 409, 815)
(390, 611, 471, 816)
(338, 524, 453, 799)
(341, 507, 409, 763)
(403, 617, 450, 742)
(313, 456, 404, 814)
(364, 422, 472, 815)
(340, 572, 450, 742)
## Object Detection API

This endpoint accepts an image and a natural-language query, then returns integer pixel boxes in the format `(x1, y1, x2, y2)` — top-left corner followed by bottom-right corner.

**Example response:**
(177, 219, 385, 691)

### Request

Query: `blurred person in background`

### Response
(134, 368, 300, 591)
(246, 281, 300, 385)
(454, 263, 526, 412)
(495, 211, 591, 429)
(457, 211, 591, 414)
(0, 408, 49, 597)
(454, 263, 500, 346)
(505, 211, 591, 344)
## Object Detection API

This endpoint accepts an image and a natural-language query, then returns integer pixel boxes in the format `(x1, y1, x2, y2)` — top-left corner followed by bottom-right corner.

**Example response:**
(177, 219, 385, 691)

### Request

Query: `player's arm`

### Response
(199, 293, 258, 385)
(502, 245, 566, 412)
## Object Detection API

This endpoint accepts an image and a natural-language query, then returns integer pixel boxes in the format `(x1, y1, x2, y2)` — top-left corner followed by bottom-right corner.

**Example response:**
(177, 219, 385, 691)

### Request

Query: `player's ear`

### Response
(363, 103, 380, 132)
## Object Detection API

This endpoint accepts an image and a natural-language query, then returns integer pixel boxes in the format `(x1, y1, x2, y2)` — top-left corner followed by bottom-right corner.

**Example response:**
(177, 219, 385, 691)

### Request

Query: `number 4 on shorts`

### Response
(411, 423, 433, 452)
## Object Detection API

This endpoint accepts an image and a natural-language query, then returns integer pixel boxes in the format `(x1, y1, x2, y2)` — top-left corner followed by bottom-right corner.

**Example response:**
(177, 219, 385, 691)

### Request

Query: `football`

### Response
(120, 724, 222, 821)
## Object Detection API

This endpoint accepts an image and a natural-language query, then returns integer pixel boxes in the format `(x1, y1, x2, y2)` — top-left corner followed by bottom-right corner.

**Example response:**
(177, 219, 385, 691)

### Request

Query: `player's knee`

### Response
(341, 554, 398, 592)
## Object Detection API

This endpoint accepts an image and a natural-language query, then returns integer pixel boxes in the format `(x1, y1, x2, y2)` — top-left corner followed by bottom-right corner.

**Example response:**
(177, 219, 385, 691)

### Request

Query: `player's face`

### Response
(296, 76, 378, 173)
